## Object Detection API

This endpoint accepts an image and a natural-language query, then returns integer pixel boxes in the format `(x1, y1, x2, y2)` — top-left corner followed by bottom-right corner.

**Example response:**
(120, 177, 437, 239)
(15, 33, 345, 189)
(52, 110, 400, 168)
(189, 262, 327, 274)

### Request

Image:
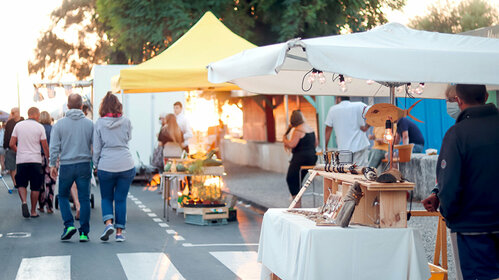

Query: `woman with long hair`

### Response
(94, 92, 135, 242)
(38, 111, 56, 213)
(158, 113, 184, 159)
(283, 110, 318, 208)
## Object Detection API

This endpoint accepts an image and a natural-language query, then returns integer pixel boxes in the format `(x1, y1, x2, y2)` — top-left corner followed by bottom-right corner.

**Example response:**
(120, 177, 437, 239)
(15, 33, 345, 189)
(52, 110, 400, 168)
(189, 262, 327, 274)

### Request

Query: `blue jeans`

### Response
(97, 168, 135, 229)
(58, 162, 91, 234)
(412, 144, 424, 153)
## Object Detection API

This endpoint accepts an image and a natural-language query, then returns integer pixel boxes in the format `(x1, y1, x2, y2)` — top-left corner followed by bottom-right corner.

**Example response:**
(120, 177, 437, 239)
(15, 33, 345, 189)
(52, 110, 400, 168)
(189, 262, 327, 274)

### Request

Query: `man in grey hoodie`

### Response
(50, 94, 93, 242)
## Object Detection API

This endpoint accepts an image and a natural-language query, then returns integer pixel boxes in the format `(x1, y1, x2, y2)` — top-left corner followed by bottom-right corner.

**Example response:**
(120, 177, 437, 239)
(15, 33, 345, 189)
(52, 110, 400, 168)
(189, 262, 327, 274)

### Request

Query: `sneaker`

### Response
(100, 224, 115, 241)
(115, 234, 125, 242)
(60, 226, 77, 241)
(79, 232, 89, 242)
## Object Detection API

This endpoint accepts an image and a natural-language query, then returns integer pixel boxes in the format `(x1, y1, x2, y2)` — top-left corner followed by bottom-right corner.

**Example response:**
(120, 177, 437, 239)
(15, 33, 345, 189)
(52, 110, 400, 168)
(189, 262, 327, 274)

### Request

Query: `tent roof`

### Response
(208, 23, 499, 99)
(112, 11, 256, 93)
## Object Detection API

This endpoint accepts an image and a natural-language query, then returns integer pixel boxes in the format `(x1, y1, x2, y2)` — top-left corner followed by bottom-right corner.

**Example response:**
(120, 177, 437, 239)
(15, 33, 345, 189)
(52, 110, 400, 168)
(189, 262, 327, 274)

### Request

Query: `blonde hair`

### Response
(165, 114, 183, 144)
(40, 111, 51, 125)
(445, 85, 457, 101)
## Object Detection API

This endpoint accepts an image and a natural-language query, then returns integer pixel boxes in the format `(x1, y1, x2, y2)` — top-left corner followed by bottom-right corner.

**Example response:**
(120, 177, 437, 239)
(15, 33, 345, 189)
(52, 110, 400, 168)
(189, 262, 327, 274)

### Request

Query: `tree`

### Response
(28, 0, 125, 80)
(409, 0, 499, 33)
(96, 0, 405, 64)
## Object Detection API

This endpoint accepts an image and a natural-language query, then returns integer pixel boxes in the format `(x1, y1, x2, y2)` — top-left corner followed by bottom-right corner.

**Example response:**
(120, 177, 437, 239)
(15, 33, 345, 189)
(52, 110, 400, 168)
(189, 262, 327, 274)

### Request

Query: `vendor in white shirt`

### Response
(173, 101, 193, 151)
(324, 96, 370, 166)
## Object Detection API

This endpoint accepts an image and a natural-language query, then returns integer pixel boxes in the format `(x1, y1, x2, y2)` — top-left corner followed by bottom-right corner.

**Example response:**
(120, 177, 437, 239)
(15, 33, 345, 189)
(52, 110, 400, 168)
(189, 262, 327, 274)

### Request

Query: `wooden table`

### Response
(317, 171, 415, 228)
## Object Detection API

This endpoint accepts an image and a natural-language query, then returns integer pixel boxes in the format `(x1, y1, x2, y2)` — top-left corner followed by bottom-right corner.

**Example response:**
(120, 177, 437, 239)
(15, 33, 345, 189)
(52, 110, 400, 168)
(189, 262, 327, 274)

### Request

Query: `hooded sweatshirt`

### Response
(93, 116, 134, 172)
(49, 109, 93, 166)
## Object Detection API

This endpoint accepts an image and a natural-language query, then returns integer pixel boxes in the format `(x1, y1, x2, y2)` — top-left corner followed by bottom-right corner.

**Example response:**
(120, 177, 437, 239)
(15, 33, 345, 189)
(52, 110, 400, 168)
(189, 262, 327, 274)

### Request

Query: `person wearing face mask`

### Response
(445, 85, 461, 120)
(424, 84, 499, 279)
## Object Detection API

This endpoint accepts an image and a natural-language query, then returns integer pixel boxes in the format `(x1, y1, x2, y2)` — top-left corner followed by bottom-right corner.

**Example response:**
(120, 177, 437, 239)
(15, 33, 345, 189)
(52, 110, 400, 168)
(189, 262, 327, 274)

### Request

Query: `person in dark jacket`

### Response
(434, 84, 499, 279)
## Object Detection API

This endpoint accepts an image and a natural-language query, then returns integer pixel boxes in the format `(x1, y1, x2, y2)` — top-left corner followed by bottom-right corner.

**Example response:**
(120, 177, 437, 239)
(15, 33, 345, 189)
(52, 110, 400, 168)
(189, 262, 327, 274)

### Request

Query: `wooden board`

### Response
(315, 171, 414, 191)
(379, 191, 407, 228)
(183, 206, 229, 220)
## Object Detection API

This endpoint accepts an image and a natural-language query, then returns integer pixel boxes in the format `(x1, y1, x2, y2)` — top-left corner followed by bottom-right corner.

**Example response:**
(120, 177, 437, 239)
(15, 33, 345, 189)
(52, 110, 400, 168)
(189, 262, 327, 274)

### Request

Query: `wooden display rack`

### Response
(317, 170, 414, 228)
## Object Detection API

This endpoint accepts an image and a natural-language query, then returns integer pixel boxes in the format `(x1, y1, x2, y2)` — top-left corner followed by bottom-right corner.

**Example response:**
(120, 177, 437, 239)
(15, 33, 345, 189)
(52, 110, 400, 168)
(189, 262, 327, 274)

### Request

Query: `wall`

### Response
(221, 138, 290, 173)
(242, 97, 267, 141)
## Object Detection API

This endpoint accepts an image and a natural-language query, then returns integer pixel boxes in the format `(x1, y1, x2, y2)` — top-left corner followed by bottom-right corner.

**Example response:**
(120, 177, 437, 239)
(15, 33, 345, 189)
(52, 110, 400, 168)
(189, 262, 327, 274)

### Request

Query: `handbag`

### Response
(152, 145, 164, 169)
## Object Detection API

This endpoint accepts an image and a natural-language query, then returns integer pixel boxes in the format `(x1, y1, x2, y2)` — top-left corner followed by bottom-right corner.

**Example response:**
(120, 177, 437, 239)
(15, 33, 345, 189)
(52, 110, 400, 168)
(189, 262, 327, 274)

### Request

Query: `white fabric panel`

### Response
(257, 209, 431, 280)
(208, 23, 499, 99)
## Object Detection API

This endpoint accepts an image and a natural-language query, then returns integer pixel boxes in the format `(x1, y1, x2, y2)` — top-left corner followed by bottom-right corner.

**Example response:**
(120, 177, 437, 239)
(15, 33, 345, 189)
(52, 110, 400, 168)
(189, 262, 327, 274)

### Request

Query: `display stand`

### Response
(160, 167, 225, 222)
(317, 170, 414, 228)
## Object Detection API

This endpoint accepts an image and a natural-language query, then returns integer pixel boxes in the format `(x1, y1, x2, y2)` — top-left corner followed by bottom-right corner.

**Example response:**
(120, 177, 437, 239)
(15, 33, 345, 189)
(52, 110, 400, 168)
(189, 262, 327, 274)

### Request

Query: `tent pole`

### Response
(389, 86, 395, 170)
(284, 95, 289, 126)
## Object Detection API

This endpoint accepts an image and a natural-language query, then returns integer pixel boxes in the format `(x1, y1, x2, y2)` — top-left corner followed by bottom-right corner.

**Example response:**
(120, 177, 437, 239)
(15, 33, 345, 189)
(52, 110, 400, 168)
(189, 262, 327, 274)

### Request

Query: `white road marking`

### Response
(148, 213, 157, 217)
(15, 255, 70, 280)
(183, 243, 259, 247)
(142, 208, 152, 212)
(158, 223, 169, 228)
(173, 236, 185, 241)
(153, 218, 163, 222)
(138, 205, 146, 208)
(166, 230, 177, 235)
(7, 232, 31, 238)
(134, 201, 142, 205)
(117, 252, 185, 280)
(130, 197, 138, 201)
(210, 251, 262, 280)
(0, 234, 3, 238)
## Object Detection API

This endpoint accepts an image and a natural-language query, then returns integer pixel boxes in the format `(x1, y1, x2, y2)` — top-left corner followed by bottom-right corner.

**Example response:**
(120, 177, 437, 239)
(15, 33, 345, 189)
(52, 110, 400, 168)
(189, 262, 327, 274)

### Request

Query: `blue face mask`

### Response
(446, 101, 460, 120)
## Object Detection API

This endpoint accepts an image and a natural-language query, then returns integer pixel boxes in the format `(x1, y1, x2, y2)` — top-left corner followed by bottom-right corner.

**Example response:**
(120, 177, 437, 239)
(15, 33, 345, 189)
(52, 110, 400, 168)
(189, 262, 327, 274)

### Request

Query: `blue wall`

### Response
(396, 98, 455, 153)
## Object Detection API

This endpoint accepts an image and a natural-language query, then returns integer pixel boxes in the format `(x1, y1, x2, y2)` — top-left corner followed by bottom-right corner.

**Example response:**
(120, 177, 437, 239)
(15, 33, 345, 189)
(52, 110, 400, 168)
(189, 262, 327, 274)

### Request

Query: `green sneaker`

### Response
(61, 226, 77, 241)
(79, 232, 89, 242)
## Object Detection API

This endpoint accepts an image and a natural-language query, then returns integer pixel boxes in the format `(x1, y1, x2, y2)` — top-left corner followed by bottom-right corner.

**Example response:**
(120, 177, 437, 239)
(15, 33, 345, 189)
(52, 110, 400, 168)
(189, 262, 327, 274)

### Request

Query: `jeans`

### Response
(98, 168, 135, 229)
(412, 144, 424, 153)
(59, 162, 91, 234)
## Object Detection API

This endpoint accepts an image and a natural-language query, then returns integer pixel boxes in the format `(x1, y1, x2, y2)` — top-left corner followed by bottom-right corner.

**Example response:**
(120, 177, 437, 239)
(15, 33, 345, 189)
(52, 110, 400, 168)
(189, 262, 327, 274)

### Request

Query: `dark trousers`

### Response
(286, 153, 317, 196)
(456, 232, 499, 280)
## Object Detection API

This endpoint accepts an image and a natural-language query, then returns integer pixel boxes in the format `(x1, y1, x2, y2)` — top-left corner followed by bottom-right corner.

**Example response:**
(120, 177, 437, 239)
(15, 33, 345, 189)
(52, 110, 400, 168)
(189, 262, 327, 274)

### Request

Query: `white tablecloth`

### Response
(258, 209, 431, 280)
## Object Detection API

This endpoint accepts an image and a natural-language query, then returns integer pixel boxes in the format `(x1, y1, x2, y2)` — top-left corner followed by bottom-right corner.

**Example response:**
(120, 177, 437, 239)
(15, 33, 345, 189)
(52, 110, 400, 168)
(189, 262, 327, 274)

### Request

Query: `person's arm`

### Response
(402, 131, 409, 145)
(9, 136, 17, 152)
(325, 125, 333, 148)
(436, 127, 462, 221)
(360, 124, 370, 132)
(49, 124, 61, 179)
(92, 126, 102, 170)
(283, 129, 304, 149)
(41, 139, 49, 160)
(49, 124, 61, 167)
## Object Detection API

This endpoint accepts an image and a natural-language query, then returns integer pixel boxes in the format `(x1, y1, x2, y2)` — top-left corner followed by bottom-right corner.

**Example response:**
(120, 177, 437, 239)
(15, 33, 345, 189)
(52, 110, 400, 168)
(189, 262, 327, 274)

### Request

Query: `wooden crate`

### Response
(183, 206, 229, 220)
(318, 171, 414, 228)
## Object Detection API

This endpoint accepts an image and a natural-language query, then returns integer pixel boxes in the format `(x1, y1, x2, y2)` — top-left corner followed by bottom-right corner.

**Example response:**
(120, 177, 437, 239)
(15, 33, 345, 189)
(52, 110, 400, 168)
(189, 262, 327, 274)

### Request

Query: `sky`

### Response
(0, 0, 497, 115)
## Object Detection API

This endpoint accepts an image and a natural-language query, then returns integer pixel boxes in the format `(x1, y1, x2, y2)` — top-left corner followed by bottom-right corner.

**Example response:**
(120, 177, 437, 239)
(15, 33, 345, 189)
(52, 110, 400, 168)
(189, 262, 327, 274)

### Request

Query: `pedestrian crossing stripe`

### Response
(16, 255, 71, 280)
(210, 251, 262, 280)
(117, 252, 185, 280)
(14, 251, 261, 280)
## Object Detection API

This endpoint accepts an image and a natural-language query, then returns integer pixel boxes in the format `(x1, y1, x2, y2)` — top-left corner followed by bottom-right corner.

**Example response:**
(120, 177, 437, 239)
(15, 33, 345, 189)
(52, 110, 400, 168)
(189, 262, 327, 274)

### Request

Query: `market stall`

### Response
(110, 11, 256, 224)
(208, 23, 499, 279)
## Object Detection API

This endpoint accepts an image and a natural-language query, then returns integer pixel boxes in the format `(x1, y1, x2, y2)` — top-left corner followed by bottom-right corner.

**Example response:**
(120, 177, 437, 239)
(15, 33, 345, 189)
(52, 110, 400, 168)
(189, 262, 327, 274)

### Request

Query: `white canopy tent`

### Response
(208, 23, 499, 99)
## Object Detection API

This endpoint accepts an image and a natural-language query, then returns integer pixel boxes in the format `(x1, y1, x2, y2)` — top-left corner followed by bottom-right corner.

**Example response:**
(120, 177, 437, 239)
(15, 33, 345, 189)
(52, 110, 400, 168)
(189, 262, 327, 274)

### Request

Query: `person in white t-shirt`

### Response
(173, 102, 192, 151)
(9, 107, 50, 218)
(324, 96, 370, 166)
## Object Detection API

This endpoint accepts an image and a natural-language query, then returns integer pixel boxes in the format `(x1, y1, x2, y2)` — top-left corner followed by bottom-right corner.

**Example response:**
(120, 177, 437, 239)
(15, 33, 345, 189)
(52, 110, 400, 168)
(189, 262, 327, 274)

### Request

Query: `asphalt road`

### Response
(0, 178, 263, 280)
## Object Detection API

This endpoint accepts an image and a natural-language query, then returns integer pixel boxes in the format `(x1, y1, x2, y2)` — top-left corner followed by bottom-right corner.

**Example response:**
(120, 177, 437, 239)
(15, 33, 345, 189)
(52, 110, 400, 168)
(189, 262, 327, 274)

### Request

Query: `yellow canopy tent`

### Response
(111, 11, 256, 93)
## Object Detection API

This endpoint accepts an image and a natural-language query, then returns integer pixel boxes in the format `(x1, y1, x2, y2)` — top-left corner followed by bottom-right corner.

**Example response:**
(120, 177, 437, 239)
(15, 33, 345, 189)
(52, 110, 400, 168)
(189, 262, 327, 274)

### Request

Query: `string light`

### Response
(384, 119, 393, 142)
(338, 74, 348, 92)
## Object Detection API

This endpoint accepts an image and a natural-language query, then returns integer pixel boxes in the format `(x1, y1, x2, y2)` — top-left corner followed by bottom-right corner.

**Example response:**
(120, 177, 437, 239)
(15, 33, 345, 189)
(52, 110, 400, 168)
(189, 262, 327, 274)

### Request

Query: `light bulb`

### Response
(318, 72, 326, 84)
(384, 119, 393, 142)
(366, 80, 375, 85)
(340, 84, 348, 92)
(308, 72, 316, 84)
